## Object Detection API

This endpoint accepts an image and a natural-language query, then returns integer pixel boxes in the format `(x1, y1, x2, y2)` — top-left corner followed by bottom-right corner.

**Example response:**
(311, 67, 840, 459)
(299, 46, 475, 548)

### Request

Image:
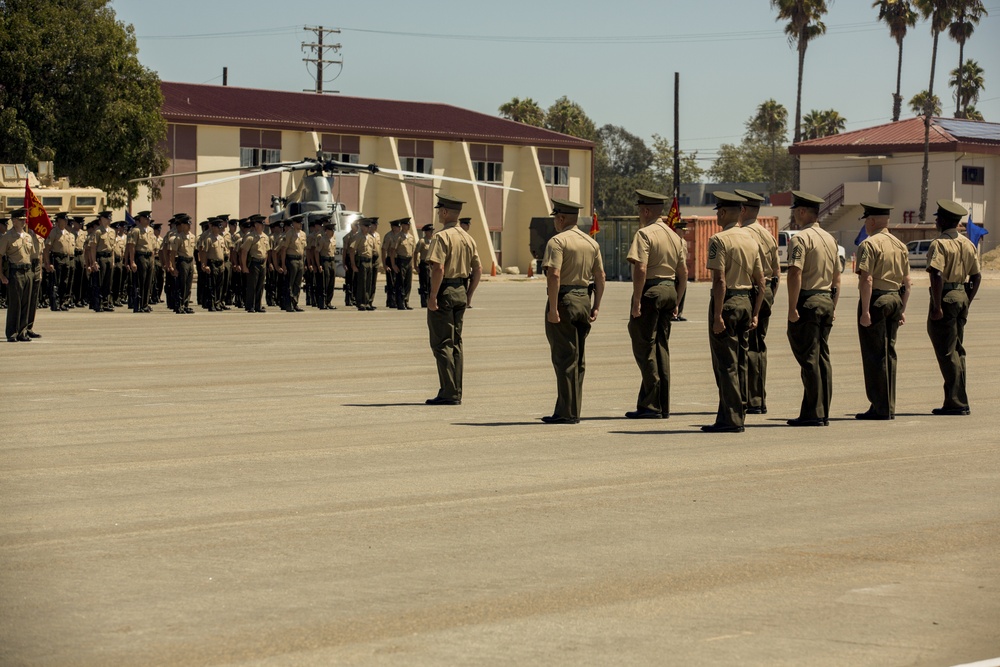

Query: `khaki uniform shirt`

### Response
(241, 232, 271, 260)
(281, 230, 306, 257)
(427, 223, 482, 279)
(742, 221, 780, 278)
(126, 226, 157, 253)
(0, 228, 33, 265)
(352, 233, 376, 259)
(415, 237, 431, 263)
(626, 220, 684, 280)
(856, 229, 908, 290)
(542, 226, 603, 286)
(113, 233, 127, 258)
(787, 223, 838, 291)
(46, 227, 76, 255)
(926, 229, 981, 282)
(94, 226, 116, 253)
(74, 229, 87, 253)
(381, 230, 399, 257)
(394, 233, 416, 259)
(706, 225, 763, 290)
(202, 234, 228, 261)
(317, 234, 337, 258)
(170, 232, 196, 259)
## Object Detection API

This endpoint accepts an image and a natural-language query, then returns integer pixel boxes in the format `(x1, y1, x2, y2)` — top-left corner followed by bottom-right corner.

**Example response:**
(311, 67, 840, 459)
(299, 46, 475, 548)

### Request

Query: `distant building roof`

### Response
(160, 81, 593, 150)
(790, 117, 1000, 156)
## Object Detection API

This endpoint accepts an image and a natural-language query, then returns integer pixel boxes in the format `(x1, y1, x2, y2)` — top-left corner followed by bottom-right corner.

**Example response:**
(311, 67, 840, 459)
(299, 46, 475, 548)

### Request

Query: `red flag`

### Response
(25, 179, 53, 239)
(588, 211, 599, 237)
(665, 196, 681, 229)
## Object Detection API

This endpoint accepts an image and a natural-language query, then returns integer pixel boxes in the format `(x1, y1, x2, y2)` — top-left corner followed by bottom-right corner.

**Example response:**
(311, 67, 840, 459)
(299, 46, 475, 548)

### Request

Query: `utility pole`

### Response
(673, 72, 680, 199)
(302, 26, 342, 94)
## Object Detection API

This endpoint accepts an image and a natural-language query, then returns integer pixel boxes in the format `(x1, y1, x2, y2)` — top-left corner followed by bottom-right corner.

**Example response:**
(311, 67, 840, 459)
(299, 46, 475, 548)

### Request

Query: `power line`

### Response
(302, 26, 343, 94)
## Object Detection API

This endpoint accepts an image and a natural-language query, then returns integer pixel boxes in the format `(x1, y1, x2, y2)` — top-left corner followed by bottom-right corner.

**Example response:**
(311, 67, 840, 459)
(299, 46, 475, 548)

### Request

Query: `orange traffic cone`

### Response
(491, 262, 497, 277)
(527, 262, 534, 278)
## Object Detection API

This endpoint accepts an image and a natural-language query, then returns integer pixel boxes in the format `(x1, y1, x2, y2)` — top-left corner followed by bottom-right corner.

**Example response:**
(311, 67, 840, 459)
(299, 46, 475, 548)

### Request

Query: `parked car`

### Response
(777, 230, 847, 272)
(907, 239, 931, 268)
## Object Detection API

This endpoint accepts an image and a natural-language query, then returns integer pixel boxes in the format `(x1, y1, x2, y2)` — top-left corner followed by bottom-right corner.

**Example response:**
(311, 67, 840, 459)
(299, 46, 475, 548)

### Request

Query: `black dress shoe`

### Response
(327, 305, 337, 310)
(672, 315, 687, 322)
(746, 406, 767, 415)
(540, 415, 580, 424)
(294, 307, 304, 312)
(358, 306, 367, 311)
(257, 308, 267, 313)
(17, 334, 30, 342)
(700, 423, 744, 433)
(931, 407, 971, 416)
(855, 412, 892, 420)
(367, 305, 377, 310)
(26, 331, 41, 338)
(7, 336, 17, 343)
(625, 409, 664, 420)
(786, 417, 826, 427)
(397, 306, 407, 311)
(425, 397, 461, 406)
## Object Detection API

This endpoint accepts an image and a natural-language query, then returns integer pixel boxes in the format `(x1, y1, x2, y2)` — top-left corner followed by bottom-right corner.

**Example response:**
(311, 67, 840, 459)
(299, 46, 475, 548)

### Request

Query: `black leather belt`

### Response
(872, 289, 899, 296)
(175, 256, 193, 263)
(443, 278, 467, 287)
(248, 258, 265, 265)
(9, 263, 31, 271)
(74, 250, 83, 256)
(559, 285, 588, 294)
(645, 278, 675, 287)
(799, 289, 832, 297)
(136, 251, 153, 258)
(320, 256, 336, 262)
(358, 258, 372, 264)
(97, 251, 112, 258)
(395, 256, 412, 262)
(209, 259, 224, 266)
(943, 282, 964, 290)
(285, 254, 302, 260)
(51, 252, 68, 258)
(725, 289, 752, 298)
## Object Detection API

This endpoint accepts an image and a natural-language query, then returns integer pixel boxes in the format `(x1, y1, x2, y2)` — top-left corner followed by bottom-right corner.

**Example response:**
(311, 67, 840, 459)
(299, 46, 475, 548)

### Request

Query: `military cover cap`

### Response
(421, 223, 435, 232)
(215, 214, 231, 221)
(136, 210, 152, 218)
(54, 212, 69, 221)
(0, 217, 8, 225)
(210, 218, 225, 227)
(790, 191, 824, 209)
(151, 222, 162, 229)
(98, 210, 113, 219)
(199, 220, 211, 228)
(636, 189, 669, 205)
(268, 220, 283, 228)
(734, 189, 765, 205)
(9, 207, 27, 218)
(85, 219, 100, 229)
(72, 216, 86, 224)
(434, 194, 465, 211)
(551, 198, 583, 215)
(391, 216, 411, 225)
(935, 199, 968, 221)
(367, 217, 379, 226)
(288, 214, 304, 224)
(174, 214, 192, 224)
(860, 202, 894, 218)
(239, 219, 253, 229)
(713, 191, 747, 209)
(323, 221, 335, 230)
(390, 218, 402, 227)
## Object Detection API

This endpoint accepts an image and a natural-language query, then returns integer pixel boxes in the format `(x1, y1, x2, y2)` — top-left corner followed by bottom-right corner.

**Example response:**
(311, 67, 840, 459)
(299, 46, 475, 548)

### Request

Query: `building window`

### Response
(321, 134, 361, 171)
(240, 148, 281, 168)
(240, 129, 281, 169)
(541, 165, 569, 186)
(402, 157, 433, 174)
(962, 166, 985, 185)
(473, 161, 503, 183)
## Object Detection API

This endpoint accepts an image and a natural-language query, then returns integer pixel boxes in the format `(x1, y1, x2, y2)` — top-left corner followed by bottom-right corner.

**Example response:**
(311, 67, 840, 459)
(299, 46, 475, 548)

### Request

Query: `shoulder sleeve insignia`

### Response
(707, 239, 719, 261)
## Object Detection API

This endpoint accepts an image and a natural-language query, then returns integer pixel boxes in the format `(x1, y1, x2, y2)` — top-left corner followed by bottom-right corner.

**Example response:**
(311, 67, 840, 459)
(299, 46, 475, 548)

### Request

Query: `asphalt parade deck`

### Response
(2, 276, 998, 666)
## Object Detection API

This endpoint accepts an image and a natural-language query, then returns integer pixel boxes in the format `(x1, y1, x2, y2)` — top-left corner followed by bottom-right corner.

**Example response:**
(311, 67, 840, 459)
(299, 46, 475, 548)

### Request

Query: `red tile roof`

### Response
(160, 81, 593, 150)
(790, 117, 1000, 156)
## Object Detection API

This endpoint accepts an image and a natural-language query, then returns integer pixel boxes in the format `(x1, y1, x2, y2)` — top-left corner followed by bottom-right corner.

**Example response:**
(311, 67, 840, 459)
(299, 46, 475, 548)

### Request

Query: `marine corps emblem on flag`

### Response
(25, 179, 53, 239)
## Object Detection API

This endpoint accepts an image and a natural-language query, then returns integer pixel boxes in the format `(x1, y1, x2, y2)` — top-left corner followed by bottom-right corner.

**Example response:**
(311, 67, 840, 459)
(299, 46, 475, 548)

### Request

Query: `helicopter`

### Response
(131, 146, 520, 277)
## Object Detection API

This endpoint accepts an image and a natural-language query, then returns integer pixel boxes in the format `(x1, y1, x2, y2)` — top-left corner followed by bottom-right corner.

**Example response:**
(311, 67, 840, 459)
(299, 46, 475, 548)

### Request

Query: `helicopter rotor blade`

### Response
(128, 166, 246, 183)
(370, 172, 437, 190)
(375, 166, 522, 192)
(179, 166, 296, 189)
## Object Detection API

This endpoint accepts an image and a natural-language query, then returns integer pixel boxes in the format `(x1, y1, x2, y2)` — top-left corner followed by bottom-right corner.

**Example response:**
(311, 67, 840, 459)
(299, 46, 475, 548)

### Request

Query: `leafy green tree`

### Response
(544, 96, 598, 142)
(913, 0, 956, 221)
(909, 90, 943, 116)
(650, 134, 704, 190)
(0, 0, 169, 206)
(593, 124, 656, 216)
(873, 0, 919, 121)
(770, 0, 831, 189)
(948, 1, 987, 118)
(709, 141, 793, 191)
(498, 97, 545, 127)
(950, 59, 986, 118)
(962, 105, 984, 121)
(747, 99, 788, 193)
(802, 109, 847, 139)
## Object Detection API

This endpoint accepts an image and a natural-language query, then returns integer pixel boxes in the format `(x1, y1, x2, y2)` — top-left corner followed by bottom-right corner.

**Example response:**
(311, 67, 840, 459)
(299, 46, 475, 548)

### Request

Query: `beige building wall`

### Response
(195, 126, 240, 221)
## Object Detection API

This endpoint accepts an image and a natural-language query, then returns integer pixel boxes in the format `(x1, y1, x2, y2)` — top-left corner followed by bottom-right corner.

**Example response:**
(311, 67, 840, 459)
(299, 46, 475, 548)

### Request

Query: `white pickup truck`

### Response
(777, 230, 847, 273)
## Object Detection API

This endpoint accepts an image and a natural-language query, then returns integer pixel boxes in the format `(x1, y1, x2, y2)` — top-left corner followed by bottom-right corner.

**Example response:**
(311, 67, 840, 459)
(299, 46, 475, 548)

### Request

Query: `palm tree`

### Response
(948, 1, 988, 118)
(747, 99, 788, 192)
(770, 0, 831, 189)
(963, 105, 984, 121)
(913, 0, 956, 222)
(544, 96, 597, 141)
(873, 0, 919, 121)
(950, 59, 986, 117)
(909, 90, 942, 116)
(802, 109, 847, 139)
(498, 97, 544, 127)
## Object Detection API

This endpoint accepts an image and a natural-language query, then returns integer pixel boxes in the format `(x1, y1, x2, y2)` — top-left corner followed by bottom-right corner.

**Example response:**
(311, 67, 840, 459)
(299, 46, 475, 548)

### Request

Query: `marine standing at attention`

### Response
(125, 211, 157, 313)
(541, 198, 605, 424)
(625, 189, 686, 420)
(241, 215, 270, 313)
(415, 223, 434, 308)
(390, 217, 416, 310)
(167, 214, 196, 314)
(735, 189, 779, 415)
(702, 191, 764, 434)
(0, 209, 33, 342)
(425, 195, 482, 406)
(785, 191, 840, 427)
(926, 199, 981, 416)
(855, 202, 910, 421)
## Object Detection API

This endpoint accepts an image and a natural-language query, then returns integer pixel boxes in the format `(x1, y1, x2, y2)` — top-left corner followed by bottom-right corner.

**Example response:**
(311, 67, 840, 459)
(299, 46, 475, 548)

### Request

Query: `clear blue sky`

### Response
(112, 0, 999, 167)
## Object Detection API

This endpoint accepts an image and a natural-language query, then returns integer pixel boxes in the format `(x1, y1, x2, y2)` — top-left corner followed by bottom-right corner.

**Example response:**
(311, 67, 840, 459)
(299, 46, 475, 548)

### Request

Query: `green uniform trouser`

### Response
(98, 255, 113, 308)
(135, 254, 153, 310)
(428, 282, 468, 401)
(545, 288, 592, 420)
(246, 260, 266, 311)
(285, 257, 304, 310)
(320, 258, 336, 307)
(175, 258, 193, 310)
(385, 264, 397, 307)
(708, 293, 751, 428)
(394, 258, 413, 307)
(4, 265, 31, 339)
(627, 281, 677, 415)
(746, 283, 774, 410)
(927, 287, 971, 410)
(858, 291, 903, 417)
(27, 261, 40, 332)
(787, 292, 835, 421)
(73, 252, 85, 304)
(354, 259, 373, 307)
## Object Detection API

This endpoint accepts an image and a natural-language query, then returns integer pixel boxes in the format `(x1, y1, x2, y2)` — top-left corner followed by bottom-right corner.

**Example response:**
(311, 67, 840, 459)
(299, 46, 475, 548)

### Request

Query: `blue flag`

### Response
(967, 214, 988, 248)
(125, 210, 136, 229)
(854, 225, 868, 246)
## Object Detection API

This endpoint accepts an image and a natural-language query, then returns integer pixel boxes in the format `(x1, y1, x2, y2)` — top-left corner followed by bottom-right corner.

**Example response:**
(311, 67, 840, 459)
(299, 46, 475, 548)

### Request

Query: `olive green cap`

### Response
(434, 194, 465, 211)
(712, 191, 747, 209)
(860, 202, 894, 218)
(635, 189, 669, 205)
(790, 191, 824, 209)
(734, 189, 765, 205)
(550, 198, 583, 215)
(421, 223, 435, 232)
(458, 217, 471, 225)
(935, 199, 968, 220)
